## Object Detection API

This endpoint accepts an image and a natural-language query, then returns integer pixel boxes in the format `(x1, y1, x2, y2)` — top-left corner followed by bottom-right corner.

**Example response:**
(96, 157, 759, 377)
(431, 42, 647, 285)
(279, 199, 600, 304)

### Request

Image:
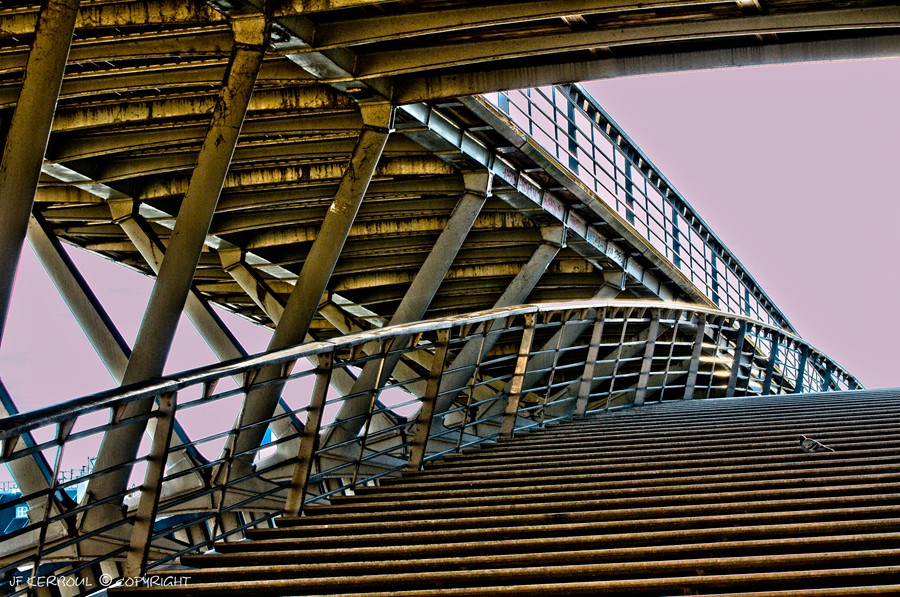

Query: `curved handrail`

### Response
(0, 300, 859, 593)
(0, 299, 856, 441)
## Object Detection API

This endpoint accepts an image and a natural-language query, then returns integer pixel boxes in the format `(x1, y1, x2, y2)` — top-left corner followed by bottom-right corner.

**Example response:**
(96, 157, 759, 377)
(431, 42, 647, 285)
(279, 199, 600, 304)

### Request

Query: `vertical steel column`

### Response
(228, 102, 393, 464)
(83, 17, 268, 523)
(327, 171, 490, 446)
(500, 314, 537, 438)
(575, 313, 605, 416)
(624, 161, 635, 225)
(683, 314, 707, 400)
(407, 329, 451, 471)
(671, 205, 682, 268)
(726, 321, 748, 397)
(0, 0, 79, 345)
(605, 307, 634, 409)
(123, 392, 176, 578)
(283, 353, 333, 516)
(762, 335, 780, 395)
(432, 241, 560, 414)
(634, 313, 660, 406)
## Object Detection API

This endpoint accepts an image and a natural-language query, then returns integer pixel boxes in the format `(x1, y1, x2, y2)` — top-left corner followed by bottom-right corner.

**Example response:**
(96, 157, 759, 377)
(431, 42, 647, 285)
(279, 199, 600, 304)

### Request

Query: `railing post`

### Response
(821, 362, 835, 392)
(576, 312, 605, 416)
(31, 417, 75, 582)
(124, 392, 177, 578)
(762, 335, 780, 395)
(634, 313, 659, 406)
(794, 344, 809, 394)
(683, 313, 707, 400)
(352, 339, 393, 486)
(456, 328, 489, 451)
(726, 321, 748, 397)
(501, 314, 537, 438)
(407, 329, 451, 471)
(284, 352, 334, 516)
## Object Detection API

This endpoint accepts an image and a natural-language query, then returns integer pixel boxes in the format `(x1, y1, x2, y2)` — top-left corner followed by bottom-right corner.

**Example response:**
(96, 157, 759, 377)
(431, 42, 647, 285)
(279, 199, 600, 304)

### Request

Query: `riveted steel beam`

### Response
(137, 155, 452, 203)
(48, 87, 353, 132)
(82, 16, 269, 526)
(1, 2, 226, 38)
(47, 113, 364, 162)
(0, 0, 80, 346)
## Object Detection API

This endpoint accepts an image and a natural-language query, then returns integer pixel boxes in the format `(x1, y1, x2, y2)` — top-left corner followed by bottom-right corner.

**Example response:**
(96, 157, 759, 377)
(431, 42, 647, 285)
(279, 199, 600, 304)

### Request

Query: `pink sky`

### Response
(585, 57, 900, 389)
(0, 57, 897, 419)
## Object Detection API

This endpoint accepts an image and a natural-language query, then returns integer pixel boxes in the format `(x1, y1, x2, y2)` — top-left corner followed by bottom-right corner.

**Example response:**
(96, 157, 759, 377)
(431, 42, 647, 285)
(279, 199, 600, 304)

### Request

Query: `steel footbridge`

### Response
(0, 1, 896, 595)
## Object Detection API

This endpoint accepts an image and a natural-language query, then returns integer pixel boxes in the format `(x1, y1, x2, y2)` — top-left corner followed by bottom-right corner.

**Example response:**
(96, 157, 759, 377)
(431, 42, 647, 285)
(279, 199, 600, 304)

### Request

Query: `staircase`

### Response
(112, 389, 900, 596)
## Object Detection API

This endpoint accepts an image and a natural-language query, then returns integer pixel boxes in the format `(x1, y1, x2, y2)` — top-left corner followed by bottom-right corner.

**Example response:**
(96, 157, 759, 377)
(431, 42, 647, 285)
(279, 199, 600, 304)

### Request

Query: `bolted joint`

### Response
(540, 225, 567, 248)
(230, 13, 271, 48)
(358, 101, 395, 133)
(602, 269, 628, 292)
(218, 247, 244, 271)
(107, 198, 137, 224)
(462, 170, 493, 198)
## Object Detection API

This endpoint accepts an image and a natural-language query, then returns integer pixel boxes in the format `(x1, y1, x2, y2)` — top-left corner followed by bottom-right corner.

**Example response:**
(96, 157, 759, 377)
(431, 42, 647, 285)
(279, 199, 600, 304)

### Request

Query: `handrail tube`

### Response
(0, 299, 858, 589)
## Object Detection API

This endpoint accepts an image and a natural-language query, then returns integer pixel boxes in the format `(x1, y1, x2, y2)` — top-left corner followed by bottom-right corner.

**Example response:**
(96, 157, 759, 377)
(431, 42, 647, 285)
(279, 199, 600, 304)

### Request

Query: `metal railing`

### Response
(0, 300, 857, 593)
(485, 85, 794, 332)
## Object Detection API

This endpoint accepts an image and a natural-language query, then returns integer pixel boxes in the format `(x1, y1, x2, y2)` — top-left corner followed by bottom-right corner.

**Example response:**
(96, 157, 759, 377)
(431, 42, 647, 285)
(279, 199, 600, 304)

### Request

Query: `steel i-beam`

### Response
(82, 16, 269, 527)
(0, 0, 80, 345)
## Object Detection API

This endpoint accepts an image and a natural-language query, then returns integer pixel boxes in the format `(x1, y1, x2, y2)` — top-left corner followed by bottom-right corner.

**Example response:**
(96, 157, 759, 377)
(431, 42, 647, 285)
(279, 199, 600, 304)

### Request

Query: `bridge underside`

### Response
(0, 1, 889, 594)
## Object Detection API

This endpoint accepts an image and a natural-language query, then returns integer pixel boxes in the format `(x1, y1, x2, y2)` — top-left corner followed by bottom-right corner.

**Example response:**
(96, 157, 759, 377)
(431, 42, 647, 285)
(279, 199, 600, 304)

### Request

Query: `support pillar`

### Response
(794, 344, 809, 394)
(500, 314, 536, 438)
(575, 314, 606, 416)
(432, 240, 560, 415)
(486, 279, 622, 421)
(0, 0, 80, 345)
(27, 213, 131, 379)
(761, 335, 780, 395)
(726, 321, 748, 397)
(82, 16, 269, 524)
(226, 101, 393, 467)
(325, 170, 490, 446)
(634, 313, 660, 405)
